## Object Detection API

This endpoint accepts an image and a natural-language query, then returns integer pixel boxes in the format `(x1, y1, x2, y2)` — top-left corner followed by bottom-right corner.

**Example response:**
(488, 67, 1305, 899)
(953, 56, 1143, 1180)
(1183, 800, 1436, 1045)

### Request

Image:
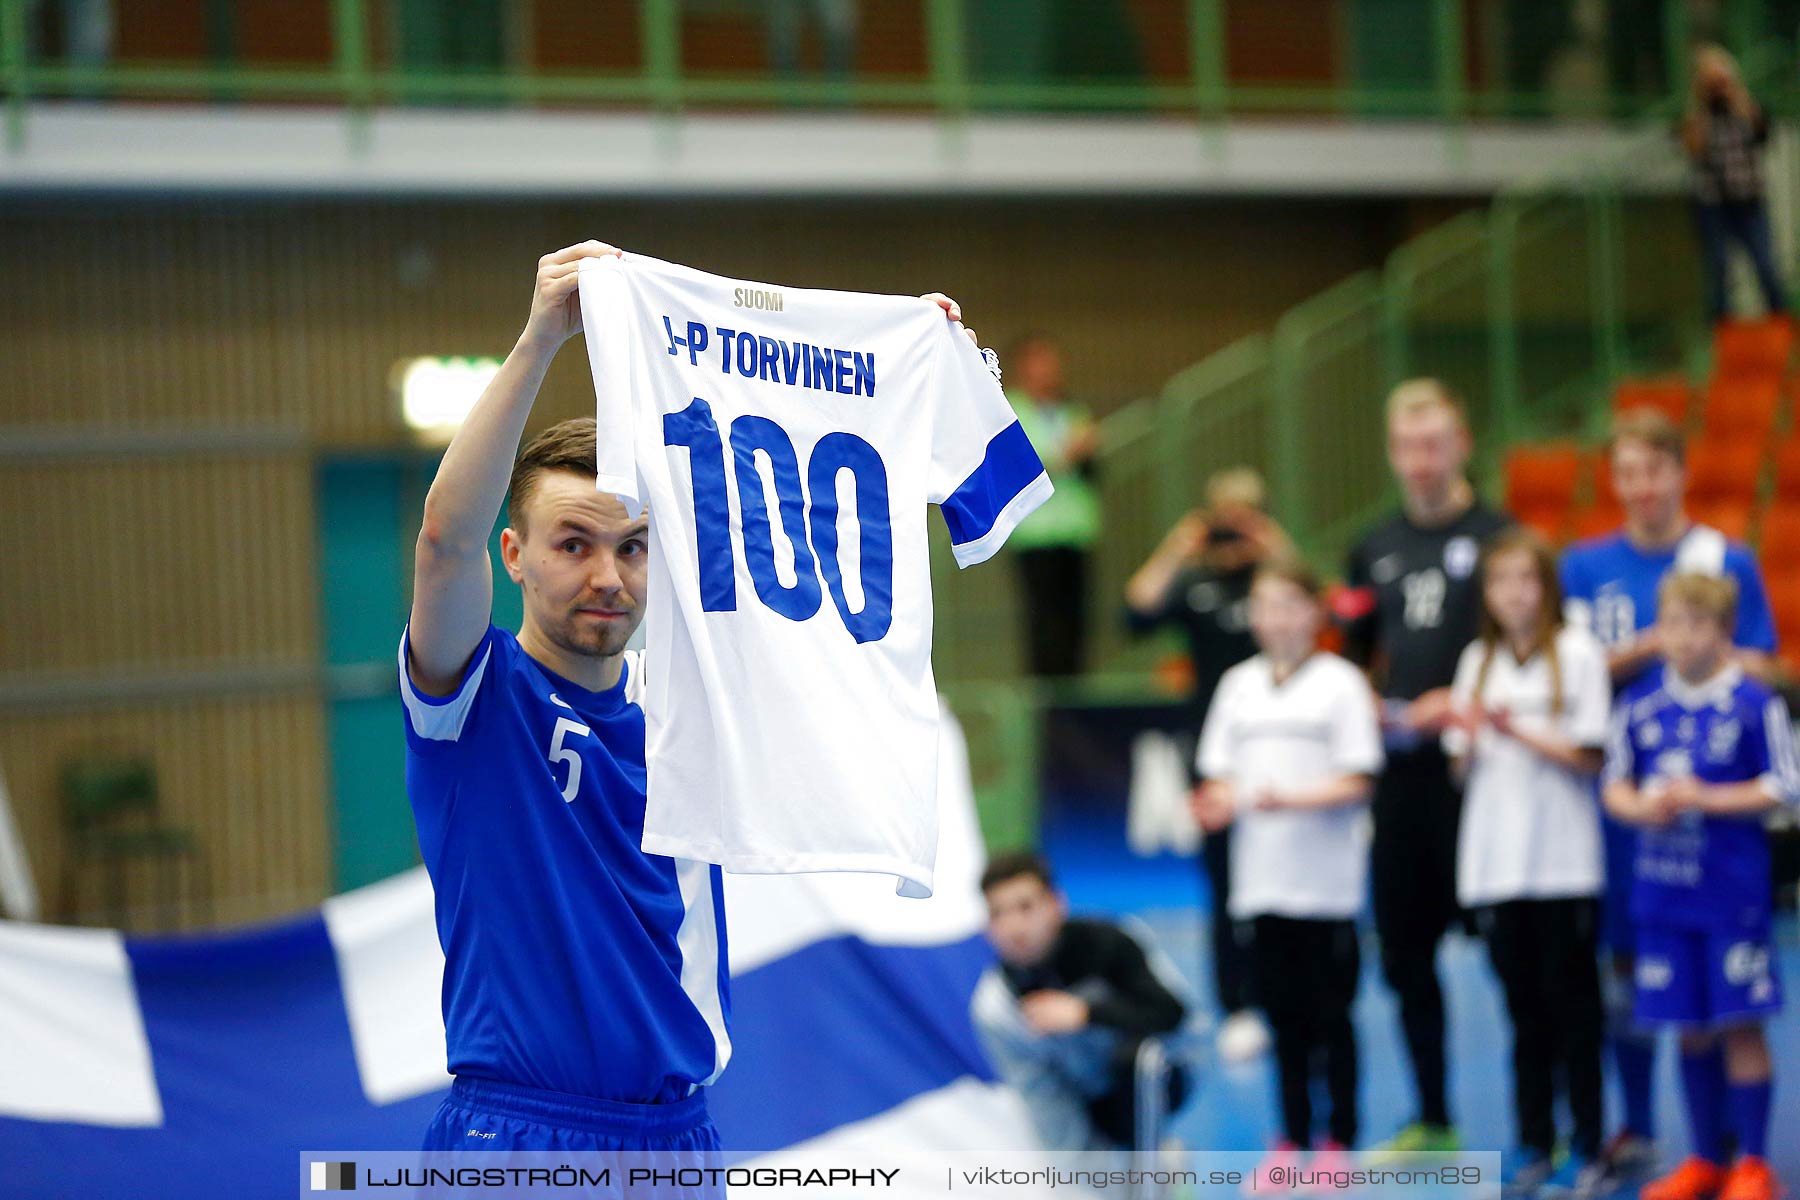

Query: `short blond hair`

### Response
(1658, 571, 1738, 628)
(1386, 378, 1469, 430)
(1610, 407, 1686, 465)
(1205, 466, 1266, 511)
(1253, 553, 1323, 601)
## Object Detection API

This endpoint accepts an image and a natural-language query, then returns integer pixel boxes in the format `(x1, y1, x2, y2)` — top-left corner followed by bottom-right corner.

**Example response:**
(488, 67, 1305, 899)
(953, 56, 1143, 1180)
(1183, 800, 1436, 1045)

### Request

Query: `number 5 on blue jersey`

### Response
(548, 701, 592, 802)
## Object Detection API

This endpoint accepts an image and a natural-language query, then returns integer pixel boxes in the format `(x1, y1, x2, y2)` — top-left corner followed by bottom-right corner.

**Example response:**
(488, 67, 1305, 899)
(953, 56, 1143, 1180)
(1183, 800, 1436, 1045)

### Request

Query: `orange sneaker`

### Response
(1642, 1157, 1729, 1200)
(1719, 1157, 1784, 1200)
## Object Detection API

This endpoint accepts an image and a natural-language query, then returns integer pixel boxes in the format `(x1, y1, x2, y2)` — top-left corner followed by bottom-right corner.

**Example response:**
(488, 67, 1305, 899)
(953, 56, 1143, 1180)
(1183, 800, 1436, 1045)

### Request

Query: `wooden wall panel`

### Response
(0, 695, 330, 930)
(0, 449, 324, 930)
(0, 196, 1402, 441)
(0, 455, 318, 674)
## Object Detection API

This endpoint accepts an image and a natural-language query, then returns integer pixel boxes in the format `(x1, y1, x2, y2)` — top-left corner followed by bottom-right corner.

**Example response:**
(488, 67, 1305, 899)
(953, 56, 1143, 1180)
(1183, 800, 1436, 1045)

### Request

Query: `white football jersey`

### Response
(1196, 652, 1384, 920)
(577, 252, 1050, 897)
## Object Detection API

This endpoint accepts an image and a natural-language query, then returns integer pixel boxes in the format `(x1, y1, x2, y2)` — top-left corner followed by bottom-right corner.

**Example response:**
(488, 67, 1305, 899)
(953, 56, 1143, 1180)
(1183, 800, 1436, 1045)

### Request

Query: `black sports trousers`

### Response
(1370, 745, 1462, 1130)
(1251, 914, 1361, 1148)
(1479, 897, 1605, 1158)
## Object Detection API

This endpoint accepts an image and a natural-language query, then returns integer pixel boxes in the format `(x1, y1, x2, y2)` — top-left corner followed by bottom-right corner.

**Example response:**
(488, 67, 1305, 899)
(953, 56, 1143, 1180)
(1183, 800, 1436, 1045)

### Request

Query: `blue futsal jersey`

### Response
(1603, 664, 1800, 932)
(400, 625, 731, 1105)
(1560, 525, 1776, 671)
(1561, 524, 1777, 951)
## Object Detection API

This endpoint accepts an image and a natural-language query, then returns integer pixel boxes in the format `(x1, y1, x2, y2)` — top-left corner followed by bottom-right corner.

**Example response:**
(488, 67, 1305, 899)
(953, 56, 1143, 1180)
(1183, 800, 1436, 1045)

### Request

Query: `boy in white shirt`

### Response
(1195, 558, 1383, 1178)
(1445, 528, 1610, 1196)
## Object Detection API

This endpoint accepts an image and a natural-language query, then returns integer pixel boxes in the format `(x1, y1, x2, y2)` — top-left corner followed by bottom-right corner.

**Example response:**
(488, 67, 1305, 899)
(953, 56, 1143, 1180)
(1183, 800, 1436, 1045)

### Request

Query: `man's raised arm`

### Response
(407, 241, 620, 695)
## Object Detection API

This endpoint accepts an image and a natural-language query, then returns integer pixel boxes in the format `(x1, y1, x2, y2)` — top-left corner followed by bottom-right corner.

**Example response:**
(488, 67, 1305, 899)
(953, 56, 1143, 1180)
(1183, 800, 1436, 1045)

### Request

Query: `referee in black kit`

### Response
(1336, 380, 1510, 1156)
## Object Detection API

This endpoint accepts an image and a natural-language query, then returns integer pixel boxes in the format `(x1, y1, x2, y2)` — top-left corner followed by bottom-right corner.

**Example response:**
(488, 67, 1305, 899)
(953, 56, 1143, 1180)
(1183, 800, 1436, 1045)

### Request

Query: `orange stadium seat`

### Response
(1685, 436, 1767, 507)
(1569, 504, 1625, 543)
(1713, 316, 1794, 380)
(1613, 377, 1693, 427)
(1763, 571, 1800, 665)
(1514, 506, 1567, 544)
(1590, 450, 1617, 507)
(1759, 506, 1800, 575)
(1504, 442, 1583, 509)
(1772, 442, 1800, 505)
(1689, 499, 1753, 541)
(1700, 376, 1782, 443)
(1504, 443, 1584, 545)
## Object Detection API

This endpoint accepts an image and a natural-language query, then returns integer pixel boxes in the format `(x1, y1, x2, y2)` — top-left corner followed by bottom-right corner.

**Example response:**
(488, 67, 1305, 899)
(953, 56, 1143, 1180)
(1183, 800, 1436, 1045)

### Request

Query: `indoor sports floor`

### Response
(1054, 848, 1800, 1179)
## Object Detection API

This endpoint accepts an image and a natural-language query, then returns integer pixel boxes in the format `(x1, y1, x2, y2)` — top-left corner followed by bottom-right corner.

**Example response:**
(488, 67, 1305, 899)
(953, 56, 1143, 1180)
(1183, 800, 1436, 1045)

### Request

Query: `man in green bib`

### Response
(1006, 334, 1102, 677)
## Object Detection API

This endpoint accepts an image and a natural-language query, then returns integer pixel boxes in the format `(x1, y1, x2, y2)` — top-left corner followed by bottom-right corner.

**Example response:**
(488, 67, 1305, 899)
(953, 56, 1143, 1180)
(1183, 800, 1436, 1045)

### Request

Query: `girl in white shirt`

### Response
(1444, 528, 1610, 1190)
(1196, 558, 1383, 1177)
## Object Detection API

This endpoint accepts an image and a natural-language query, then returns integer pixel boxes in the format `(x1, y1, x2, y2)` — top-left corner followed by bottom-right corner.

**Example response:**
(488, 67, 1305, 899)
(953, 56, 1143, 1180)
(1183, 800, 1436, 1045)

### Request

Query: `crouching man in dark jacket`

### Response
(972, 852, 1190, 1149)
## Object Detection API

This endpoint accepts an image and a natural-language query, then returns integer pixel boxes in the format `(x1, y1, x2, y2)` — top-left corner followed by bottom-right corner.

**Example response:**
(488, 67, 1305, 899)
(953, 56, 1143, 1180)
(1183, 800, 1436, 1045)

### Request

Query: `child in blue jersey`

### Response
(1559, 408, 1776, 1173)
(1602, 572, 1797, 1200)
(401, 241, 981, 1156)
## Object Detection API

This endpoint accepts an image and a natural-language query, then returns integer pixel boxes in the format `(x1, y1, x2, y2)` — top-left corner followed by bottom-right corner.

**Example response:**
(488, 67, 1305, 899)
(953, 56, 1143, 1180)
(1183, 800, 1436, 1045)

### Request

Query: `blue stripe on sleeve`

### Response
(939, 421, 1045, 550)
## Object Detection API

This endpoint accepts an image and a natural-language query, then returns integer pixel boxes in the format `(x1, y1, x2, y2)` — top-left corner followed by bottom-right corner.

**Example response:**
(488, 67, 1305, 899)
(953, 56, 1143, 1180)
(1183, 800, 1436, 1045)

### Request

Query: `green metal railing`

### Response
(3, 0, 1782, 149)
(1077, 43, 1800, 586)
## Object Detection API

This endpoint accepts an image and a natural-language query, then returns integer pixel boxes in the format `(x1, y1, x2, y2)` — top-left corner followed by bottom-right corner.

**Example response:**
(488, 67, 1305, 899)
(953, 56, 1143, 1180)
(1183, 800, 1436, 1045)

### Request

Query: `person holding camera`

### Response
(1125, 466, 1290, 1064)
(1681, 44, 1787, 322)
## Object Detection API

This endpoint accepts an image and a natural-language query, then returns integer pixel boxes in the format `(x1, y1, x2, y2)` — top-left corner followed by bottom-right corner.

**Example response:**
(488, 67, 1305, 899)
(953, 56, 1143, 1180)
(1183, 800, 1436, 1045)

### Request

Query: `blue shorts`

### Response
(1633, 923, 1783, 1028)
(423, 1075, 721, 1154)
